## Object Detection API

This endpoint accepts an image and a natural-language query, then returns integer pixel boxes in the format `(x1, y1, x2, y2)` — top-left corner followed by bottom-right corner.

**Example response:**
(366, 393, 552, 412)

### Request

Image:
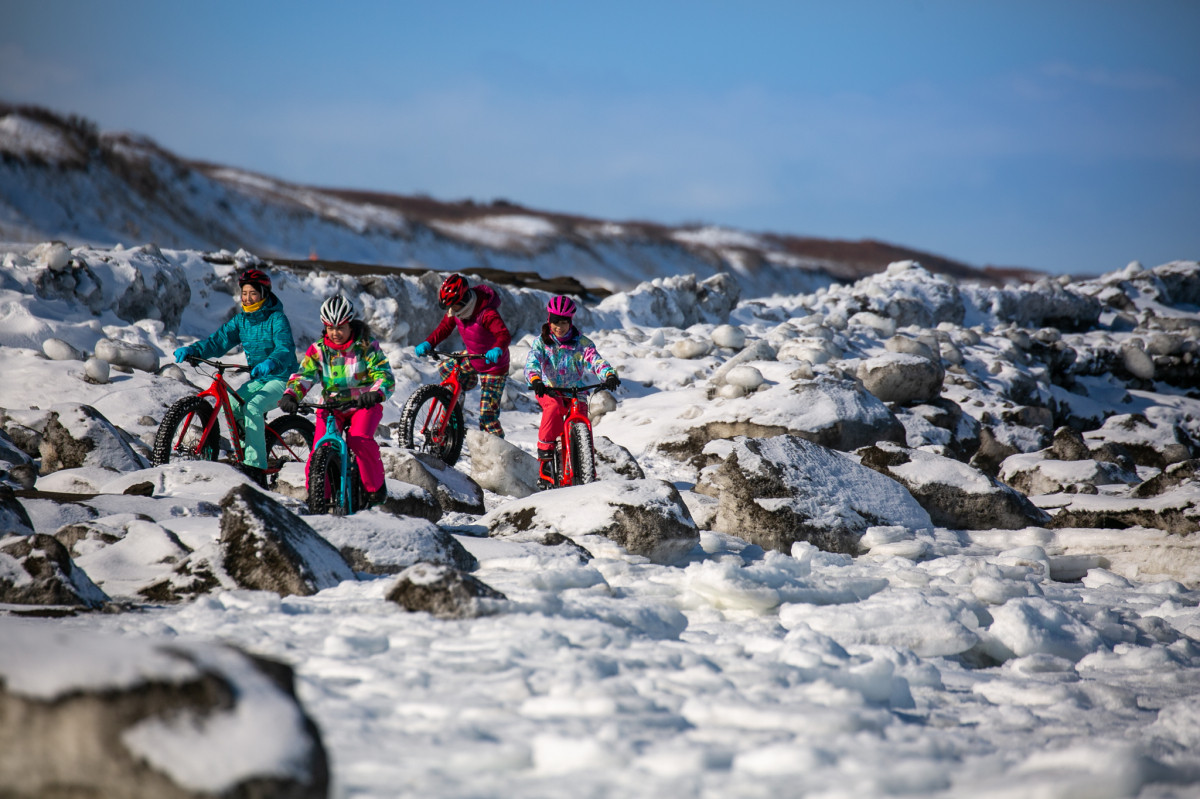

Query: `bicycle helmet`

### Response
(546, 295, 577, 319)
(238, 267, 272, 296)
(320, 294, 356, 326)
(438, 274, 470, 308)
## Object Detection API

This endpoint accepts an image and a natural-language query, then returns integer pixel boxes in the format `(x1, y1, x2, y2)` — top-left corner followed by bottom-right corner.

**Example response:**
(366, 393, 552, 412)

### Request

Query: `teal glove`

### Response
(484, 347, 503, 364)
(414, 342, 432, 357)
(173, 347, 191, 363)
(250, 360, 272, 379)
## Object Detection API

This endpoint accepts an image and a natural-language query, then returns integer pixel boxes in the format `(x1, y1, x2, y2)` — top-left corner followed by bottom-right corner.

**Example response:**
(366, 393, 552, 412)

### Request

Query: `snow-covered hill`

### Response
(0, 103, 1037, 298)
(2, 235, 1199, 797)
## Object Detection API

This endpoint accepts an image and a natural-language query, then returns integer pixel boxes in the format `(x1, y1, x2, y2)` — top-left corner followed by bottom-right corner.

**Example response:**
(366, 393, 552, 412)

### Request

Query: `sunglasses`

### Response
(548, 314, 571, 325)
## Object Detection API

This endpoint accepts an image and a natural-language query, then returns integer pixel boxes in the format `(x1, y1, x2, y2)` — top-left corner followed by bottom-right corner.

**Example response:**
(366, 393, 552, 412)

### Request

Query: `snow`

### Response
(1, 241, 1200, 797)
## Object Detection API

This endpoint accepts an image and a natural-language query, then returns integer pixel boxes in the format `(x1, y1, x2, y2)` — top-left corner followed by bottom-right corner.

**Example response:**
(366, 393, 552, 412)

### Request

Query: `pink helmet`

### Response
(547, 295, 577, 318)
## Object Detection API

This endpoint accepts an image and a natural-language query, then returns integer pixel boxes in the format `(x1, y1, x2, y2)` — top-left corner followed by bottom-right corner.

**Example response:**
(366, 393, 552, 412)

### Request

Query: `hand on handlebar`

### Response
(174, 347, 192, 364)
(414, 342, 431, 357)
(529, 380, 548, 398)
(277, 393, 299, 414)
(355, 390, 384, 408)
(603, 374, 621, 391)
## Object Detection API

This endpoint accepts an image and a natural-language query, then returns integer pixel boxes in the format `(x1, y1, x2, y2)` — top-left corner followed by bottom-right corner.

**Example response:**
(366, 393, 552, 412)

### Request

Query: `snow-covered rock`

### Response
(37, 404, 149, 475)
(483, 479, 699, 564)
(386, 563, 506, 619)
(695, 436, 932, 554)
(381, 448, 483, 514)
(0, 533, 108, 607)
(42, 337, 84, 361)
(466, 428, 540, 499)
(94, 336, 160, 372)
(310, 512, 477, 575)
(857, 352, 945, 405)
(218, 485, 356, 596)
(858, 442, 1051, 530)
(0, 617, 329, 799)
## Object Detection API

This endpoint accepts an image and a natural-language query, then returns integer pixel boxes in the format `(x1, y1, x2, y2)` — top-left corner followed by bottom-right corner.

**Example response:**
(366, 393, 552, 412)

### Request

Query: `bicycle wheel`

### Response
(152, 396, 219, 466)
(307, 445, 344, 515)
(265, 414, 315, 482)
(399, 384, 465, 466)
(567, 421, 596, 485)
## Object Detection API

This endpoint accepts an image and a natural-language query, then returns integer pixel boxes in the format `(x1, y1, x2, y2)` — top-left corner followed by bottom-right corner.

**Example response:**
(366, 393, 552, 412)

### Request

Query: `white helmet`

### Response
(320, 295, 356, 326)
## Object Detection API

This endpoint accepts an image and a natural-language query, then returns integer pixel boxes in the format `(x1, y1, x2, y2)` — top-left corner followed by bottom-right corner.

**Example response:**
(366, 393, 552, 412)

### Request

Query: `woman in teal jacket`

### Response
(174, 267, 299, 485)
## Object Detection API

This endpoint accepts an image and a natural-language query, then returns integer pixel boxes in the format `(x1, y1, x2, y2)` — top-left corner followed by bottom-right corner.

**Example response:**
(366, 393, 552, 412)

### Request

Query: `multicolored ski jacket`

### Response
(524, 324, 616, 389)
(423, 285, 512, 375)
(188, 295, 298, 380)
(284, 321, 396, 402)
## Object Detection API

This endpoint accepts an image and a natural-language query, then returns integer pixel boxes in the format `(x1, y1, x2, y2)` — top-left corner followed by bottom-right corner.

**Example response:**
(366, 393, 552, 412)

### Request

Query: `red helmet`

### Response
(238, 267, 271, 296)
(438, 274, 470, 308)
(547, 295, 577, 318)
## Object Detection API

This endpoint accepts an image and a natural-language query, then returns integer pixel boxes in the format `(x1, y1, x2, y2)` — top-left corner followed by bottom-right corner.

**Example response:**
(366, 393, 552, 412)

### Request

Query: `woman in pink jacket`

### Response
(414, 274, 512, 437)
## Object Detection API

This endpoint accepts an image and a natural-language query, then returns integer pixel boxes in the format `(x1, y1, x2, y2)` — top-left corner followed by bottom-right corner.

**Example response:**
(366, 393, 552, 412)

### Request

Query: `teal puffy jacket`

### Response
(187, 295, 298, 379)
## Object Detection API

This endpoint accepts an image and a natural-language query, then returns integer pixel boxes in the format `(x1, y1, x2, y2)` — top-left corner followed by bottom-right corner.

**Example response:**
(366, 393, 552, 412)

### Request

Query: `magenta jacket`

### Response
(423, 285, 512, 375)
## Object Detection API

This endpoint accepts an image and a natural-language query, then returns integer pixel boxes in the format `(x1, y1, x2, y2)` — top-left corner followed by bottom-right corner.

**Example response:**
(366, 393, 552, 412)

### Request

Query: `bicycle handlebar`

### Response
(538, 383, 606, 397)
(184, 356, 249, 373)
(424, 350, 485, 362)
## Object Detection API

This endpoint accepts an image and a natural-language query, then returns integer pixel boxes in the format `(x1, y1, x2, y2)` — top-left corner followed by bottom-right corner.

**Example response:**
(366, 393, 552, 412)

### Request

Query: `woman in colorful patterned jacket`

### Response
(524, 295, 620, 487)
(413, 273, 512, 437)
(173, 267, 298, 487)
(277, 295, 395, 505)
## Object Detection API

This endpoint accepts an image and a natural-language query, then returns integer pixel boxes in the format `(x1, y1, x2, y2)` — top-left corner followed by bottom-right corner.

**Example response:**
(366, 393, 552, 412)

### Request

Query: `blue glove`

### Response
(173, 346, 191, 363)
(414, 342, 431, 357)
(484, 347, 503, 365)
(250, 360, 272, 379)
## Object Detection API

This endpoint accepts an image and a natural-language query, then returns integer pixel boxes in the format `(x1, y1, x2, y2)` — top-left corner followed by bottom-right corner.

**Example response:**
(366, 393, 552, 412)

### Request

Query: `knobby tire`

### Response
(152, 396, 218, 466)
(399, 384, 464, 466)
(307, 445, 343, 515)
(567, 421, 596, 485)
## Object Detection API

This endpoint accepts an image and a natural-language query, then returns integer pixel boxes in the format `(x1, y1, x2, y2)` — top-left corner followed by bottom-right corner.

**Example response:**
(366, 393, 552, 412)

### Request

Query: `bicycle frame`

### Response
(303, 396, 359, 515)
(175, 358, 252, 462)
(166, 357, 310, 477)
(418, 351, 474, 444)
(543, 384, 602, 487)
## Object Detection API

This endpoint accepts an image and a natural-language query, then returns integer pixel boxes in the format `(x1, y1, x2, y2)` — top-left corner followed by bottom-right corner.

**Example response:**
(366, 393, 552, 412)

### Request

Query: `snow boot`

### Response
(536, 447, 556, 490)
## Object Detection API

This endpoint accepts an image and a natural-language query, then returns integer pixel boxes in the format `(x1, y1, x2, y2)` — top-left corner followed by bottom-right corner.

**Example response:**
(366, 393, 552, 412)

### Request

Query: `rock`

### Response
(466, 429, 539, 498)
(374, 479, 442, 522)
(588, 389, 618, 423)
(1121, 345, 1155, 380)
(695, 436, 932, 554)
(999, 453, 1139, 496)
(316, 516, 478, 576)
(1084, 413, 1195, 469)
(94, 337, 160, 372)
(0, 533, 108, 608)
(0, 618, 330, 799)
(724, 365, 764, 391)
(595, 435, 645, 481)
(218, 484, 356, 597)
(1046, 484, 1200, 535)
(382, 449, 485, 514)
(848, 311, 897, 337)
(483, 479, 700, 564)
(42, 337, 85, 361)
(670, 338, 710, 359)
(857, 442, 1052, 530)
(84, 356, 110, 383)
(386, 563, 506, 619)
(1048, 426, 1091, 461)
(37, 404, 148, 475)
(1133, 460, 1199, 498)
(711, 324, 747, 350)
(857, 352, 945, 405)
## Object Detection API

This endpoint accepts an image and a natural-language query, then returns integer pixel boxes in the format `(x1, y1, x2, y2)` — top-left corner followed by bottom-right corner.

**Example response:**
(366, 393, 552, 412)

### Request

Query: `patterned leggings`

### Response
(438, 360, 507, 438)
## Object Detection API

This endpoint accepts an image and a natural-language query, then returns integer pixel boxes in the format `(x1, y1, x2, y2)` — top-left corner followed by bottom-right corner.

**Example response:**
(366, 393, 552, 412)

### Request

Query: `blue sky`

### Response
(3, 0, 1198, 274)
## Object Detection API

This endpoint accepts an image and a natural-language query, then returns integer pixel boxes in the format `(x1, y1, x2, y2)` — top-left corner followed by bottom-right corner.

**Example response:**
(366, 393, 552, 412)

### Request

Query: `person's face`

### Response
(549, 318, 571, 336)
(325, 322, 351, 345)
(241, 284, 263, 306)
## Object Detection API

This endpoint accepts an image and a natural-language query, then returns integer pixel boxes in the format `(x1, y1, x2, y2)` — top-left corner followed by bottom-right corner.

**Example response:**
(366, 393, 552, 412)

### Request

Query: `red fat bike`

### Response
(398, 350, 476, 466)
(151, 357, 315, 486)
(537, 384, 604, 489)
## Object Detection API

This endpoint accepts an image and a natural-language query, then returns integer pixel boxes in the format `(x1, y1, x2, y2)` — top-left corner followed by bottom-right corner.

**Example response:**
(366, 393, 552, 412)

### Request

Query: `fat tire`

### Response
(307, 445, 343, 515)
(152, 396, 218, 466)
(399, 384, 465, 465)
(568, 421, 596, 485)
